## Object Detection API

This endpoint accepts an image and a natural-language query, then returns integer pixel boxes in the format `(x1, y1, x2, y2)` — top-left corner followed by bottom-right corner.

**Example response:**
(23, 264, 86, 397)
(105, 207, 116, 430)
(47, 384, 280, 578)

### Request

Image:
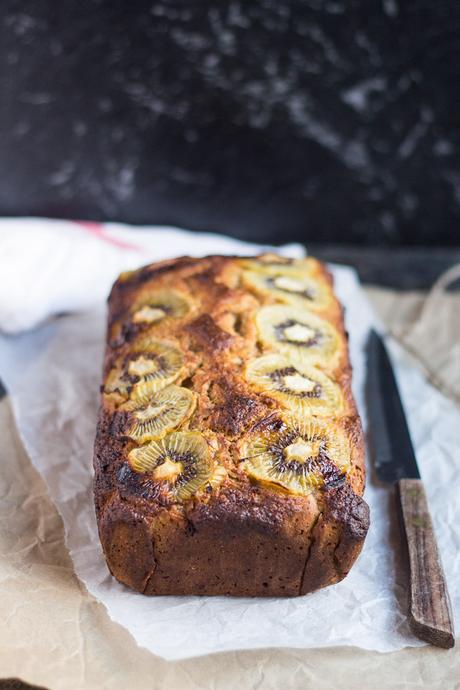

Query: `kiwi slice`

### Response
(240, 416, 350, 496)
(242, 269, 331, 311)
(128, 431, 225, 501)
(104, 364, 131, 398)
(110, 290, 191, 348)
(246, 354, 344, 416)
(239, 255, 322, 278)
(255, 305, 340, 369)
(131, 289, 190, 325)
(239, 254, 295, 273)
(130, 338, 185, 396)
(104, 338, 184, 400)
(119, 385, 196, 442)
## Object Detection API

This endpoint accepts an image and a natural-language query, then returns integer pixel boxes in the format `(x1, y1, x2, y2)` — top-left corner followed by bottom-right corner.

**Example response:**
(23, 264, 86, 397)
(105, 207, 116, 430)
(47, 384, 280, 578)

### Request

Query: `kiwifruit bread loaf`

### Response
(94, 254, 369, 597)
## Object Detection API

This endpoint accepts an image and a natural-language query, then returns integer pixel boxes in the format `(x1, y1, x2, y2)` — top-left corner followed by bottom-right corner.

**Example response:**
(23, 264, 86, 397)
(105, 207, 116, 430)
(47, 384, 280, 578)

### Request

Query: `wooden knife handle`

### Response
(398, 478, 455, 648)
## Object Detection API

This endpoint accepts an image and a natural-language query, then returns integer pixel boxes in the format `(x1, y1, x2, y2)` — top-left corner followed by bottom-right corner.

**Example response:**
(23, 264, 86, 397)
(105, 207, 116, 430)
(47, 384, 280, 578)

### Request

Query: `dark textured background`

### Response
(1, 0, 459, 245)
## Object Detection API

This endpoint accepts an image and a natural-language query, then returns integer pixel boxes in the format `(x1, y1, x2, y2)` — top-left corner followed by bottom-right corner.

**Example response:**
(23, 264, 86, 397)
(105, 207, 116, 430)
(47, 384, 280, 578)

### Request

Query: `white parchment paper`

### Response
(0, 265, 458, 660)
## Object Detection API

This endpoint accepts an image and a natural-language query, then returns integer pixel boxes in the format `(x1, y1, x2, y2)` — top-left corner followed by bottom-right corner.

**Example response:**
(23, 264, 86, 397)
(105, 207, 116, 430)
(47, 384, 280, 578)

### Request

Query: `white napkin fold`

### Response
(0, 218, 304, 334)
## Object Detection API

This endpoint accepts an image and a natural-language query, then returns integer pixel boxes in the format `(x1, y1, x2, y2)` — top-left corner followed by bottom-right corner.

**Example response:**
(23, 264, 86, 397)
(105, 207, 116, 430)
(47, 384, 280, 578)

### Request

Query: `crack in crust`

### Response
(94, 254, 369, 597)
(186, 314, 234, 352)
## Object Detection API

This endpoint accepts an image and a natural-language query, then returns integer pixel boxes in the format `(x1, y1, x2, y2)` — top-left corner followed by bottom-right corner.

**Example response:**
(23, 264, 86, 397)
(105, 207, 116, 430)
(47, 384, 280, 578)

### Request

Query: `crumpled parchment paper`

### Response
(0, 265, 458, 661)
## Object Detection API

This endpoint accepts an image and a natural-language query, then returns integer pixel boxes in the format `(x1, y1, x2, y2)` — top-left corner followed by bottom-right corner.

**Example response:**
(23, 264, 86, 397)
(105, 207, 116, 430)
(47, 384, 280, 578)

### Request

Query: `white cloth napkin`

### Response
(0, 218, 304, 334)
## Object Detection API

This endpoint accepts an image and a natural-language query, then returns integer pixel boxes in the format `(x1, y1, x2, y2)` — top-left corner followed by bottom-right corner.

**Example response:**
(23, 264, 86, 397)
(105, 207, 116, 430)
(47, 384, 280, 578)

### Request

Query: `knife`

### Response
(366, 329, 455, 649)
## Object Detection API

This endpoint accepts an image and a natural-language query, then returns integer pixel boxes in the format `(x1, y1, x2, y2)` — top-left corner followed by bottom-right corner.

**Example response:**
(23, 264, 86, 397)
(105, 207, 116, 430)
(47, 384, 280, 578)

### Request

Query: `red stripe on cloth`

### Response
(74, 221, 144, 252)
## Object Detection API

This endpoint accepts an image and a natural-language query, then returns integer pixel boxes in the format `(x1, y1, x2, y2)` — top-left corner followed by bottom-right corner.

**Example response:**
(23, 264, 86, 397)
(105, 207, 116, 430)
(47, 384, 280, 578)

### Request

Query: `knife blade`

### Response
(366, 329, 455, 649)
(366, 329, 420, 483)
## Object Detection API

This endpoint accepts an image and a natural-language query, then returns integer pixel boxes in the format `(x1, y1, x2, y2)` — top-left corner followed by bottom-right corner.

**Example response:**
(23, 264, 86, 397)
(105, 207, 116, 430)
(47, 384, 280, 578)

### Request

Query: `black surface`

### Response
(1, 1, 460, 245)
(309, 244, 460, 289)
(366, 329, 420, 484)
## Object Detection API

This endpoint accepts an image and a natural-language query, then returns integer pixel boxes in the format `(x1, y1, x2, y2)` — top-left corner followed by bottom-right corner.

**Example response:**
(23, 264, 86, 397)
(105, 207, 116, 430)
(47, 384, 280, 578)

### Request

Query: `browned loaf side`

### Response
(93, 254, 369, 596)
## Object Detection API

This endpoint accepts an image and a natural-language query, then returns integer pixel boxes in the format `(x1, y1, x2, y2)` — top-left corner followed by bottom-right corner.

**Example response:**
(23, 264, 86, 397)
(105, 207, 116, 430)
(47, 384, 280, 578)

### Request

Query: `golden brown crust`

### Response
(93, 254, 369, 597)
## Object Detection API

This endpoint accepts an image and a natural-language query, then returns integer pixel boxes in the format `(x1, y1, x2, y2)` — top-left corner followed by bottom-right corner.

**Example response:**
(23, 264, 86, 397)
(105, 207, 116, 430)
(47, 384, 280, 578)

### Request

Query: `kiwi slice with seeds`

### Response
(255, 305, 340, 370)
(131, 289, 190, 325)
(119, 384, 196, 442)
(242, 269, 331, 311)
(128, 431, 226, 502)
(240, 415, 350, 496)
(104, 338, 185, 399)
(245, 354, 344, 416)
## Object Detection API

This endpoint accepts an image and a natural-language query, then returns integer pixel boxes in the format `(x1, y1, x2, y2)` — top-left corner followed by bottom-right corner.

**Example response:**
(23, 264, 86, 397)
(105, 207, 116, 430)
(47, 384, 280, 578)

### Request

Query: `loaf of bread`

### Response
(93, 254, 369, 597)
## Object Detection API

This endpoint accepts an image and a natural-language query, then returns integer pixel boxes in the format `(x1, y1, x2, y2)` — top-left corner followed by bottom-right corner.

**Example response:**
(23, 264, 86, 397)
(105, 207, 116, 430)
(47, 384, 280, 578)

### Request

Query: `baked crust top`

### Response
(94, 254, 366, 540)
